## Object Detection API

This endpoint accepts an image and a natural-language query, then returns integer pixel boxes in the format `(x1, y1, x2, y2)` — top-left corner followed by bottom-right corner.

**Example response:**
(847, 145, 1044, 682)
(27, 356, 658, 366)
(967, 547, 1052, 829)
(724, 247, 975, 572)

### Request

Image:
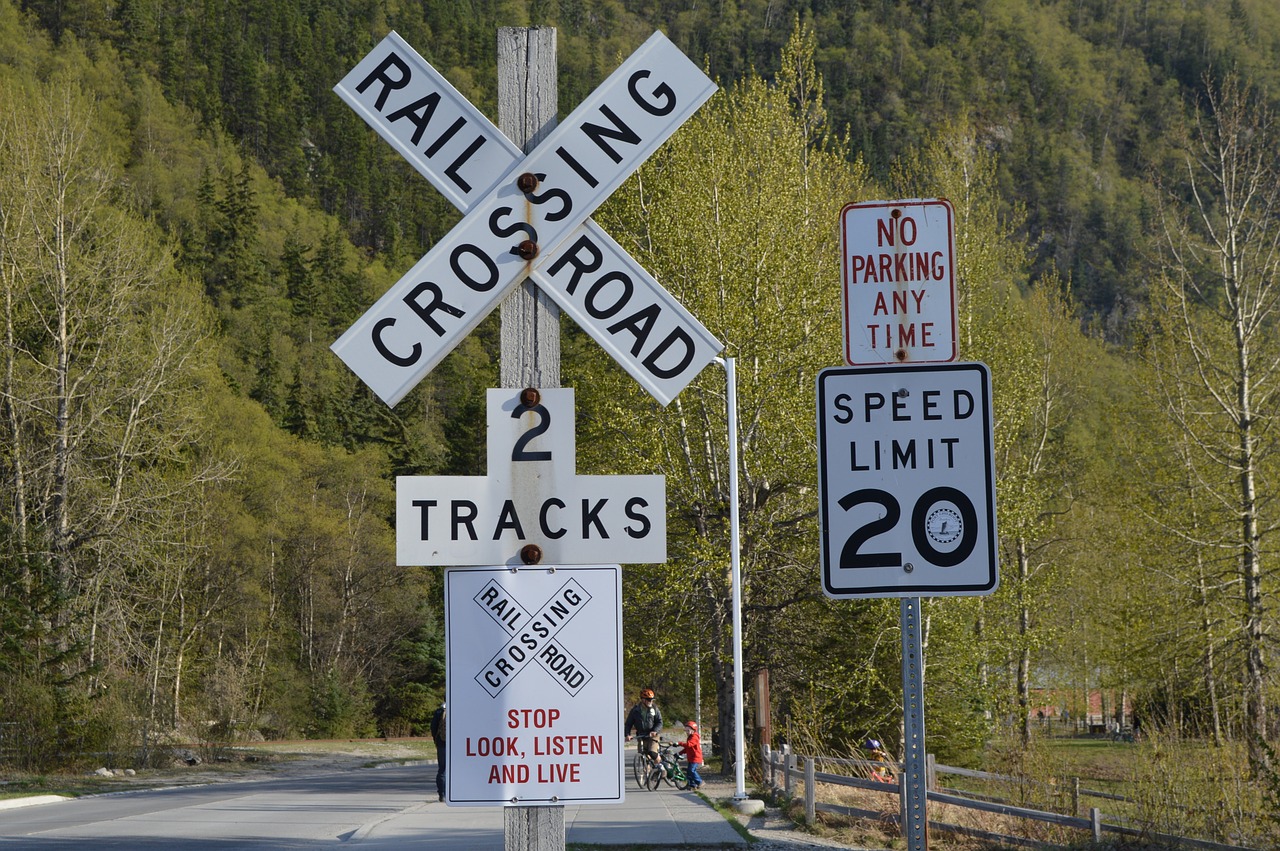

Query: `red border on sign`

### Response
(840, 199, 958, 366)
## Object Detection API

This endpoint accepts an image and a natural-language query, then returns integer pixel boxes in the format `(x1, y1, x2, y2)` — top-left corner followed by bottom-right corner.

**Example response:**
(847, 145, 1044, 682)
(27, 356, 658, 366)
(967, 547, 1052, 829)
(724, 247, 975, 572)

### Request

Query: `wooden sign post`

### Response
(498, 26, 562, 848)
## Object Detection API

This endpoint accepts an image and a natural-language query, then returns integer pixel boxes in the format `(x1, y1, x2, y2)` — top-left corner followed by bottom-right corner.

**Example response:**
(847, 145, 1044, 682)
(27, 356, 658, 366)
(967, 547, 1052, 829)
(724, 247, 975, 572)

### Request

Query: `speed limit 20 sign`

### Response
(817, 363, 998, 598)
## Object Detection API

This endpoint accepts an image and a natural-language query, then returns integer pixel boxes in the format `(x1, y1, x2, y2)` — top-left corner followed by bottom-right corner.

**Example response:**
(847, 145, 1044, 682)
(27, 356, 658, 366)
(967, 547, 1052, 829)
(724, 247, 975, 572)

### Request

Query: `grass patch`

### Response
(701, 793, 758, 844)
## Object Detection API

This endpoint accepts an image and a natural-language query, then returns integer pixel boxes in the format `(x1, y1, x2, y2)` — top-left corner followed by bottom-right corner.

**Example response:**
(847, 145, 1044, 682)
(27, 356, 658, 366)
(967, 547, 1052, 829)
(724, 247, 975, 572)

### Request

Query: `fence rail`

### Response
(760, 744, 1259, 851)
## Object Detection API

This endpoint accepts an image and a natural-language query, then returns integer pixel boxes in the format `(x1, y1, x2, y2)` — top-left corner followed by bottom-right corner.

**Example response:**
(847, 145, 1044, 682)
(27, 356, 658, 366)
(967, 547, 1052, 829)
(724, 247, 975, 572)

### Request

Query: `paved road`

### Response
(0, 762, 746, 849)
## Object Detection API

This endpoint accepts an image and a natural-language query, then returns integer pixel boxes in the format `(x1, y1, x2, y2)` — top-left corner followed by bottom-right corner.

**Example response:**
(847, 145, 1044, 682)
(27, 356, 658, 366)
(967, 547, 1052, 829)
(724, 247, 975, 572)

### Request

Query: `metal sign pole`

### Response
(901, 597, 927, 850)
(498, 26, 564, 851)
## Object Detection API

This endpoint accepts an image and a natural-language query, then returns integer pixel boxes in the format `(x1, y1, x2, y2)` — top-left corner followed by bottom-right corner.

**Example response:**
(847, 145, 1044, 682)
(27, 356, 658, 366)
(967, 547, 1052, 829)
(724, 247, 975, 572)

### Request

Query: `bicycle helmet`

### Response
(864, 738, 882, 751)
(640, 688, 655, 699)
(685, 721, 698, 731)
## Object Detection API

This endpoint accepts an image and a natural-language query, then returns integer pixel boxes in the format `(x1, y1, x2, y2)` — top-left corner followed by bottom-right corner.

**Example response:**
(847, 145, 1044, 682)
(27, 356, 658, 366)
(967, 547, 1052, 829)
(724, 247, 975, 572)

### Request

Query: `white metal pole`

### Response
(695, 640, 702, 747)
(716, 356, 747, 800)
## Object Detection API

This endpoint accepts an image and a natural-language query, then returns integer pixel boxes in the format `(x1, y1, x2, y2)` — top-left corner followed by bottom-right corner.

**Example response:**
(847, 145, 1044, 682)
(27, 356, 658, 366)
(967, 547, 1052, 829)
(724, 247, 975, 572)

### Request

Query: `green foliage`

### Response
(379, 682, 441, 738)
(0, 675, 59, 770)
(1125, 733, 1276, 847)
(1, 0, 1279, 815)
(307, 669, 377, 740)
(0, 675, 134, 770)
(574, 18, 871, 756)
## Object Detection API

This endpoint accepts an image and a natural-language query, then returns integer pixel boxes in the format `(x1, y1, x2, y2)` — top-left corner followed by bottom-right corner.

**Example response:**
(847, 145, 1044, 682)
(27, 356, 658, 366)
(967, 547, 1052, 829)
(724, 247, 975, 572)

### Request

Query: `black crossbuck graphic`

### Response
(473, 578, 594, 697)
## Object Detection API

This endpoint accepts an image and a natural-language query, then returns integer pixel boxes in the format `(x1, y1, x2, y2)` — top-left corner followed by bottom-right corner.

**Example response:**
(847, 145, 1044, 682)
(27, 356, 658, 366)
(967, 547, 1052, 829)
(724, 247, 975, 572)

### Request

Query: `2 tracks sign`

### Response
(396, 388, 665, 567)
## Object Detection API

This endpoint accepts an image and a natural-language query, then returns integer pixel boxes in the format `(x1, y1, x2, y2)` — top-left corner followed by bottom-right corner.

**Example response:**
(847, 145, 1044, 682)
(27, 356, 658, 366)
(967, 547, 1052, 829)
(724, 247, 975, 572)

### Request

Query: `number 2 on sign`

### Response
(511, 404, 552, 461)
(837, 486, 977, 569)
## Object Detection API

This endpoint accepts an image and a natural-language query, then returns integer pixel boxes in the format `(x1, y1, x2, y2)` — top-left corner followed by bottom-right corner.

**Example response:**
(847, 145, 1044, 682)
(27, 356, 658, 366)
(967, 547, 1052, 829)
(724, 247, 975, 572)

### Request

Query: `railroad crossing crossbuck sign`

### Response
(332, 31, 723, 407)
(817, 363, 998, 598)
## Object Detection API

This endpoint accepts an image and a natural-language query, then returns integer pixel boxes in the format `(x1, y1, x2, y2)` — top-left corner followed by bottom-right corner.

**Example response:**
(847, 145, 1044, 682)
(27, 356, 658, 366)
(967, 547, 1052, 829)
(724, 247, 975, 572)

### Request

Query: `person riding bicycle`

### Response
(624, 688, 663, 766)
(864, 738, 895, 783)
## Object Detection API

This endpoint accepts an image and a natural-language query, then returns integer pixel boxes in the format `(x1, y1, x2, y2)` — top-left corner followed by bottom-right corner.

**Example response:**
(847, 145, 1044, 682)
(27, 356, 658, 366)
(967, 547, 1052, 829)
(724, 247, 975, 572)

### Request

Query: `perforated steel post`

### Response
(900, 597, 927, 850)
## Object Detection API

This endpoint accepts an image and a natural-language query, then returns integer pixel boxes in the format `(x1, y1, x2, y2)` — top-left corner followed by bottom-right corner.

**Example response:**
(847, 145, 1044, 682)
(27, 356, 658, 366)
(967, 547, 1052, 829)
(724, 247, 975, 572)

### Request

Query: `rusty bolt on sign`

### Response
(516, 172, 540, 193)
(520, 544, 543, 565)
(520, 387, 541, 408)
(515, 173, 541, 260)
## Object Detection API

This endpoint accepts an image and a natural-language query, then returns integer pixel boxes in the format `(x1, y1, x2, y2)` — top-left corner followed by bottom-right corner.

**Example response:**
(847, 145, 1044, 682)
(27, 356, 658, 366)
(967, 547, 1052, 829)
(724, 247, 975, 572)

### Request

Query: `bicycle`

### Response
(646, 738, 691, 790)
(632, 735, 662, 789)
(862, 738, 897, 786)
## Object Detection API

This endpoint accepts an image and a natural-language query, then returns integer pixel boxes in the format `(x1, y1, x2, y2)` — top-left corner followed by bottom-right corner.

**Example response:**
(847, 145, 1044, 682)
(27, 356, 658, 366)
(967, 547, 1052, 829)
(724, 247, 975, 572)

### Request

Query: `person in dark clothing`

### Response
(624, 688, 663, 765)
(430, 701, 446, 802)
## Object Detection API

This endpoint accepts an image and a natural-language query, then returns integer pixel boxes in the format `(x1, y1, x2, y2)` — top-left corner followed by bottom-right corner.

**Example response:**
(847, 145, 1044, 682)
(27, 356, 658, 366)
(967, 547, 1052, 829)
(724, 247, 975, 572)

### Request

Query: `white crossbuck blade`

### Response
(333, 31, 722, 406)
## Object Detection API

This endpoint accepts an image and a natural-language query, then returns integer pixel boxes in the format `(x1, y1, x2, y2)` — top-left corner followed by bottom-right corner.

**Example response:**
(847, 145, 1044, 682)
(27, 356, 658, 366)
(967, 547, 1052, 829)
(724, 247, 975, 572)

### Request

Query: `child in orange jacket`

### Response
(678, 721, 704, 789)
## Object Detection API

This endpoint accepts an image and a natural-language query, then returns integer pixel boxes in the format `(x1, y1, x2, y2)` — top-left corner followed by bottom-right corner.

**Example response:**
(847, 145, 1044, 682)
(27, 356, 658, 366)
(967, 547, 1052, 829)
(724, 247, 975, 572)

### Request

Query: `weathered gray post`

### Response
(498, 26, 560, 390)
(497, 26, 563, 851)
(804, 757, 816, 824)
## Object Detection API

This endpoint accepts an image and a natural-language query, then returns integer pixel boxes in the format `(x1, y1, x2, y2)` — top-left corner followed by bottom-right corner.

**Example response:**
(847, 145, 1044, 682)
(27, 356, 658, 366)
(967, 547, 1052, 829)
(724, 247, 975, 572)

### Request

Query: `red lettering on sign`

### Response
(848, 253, 947, 285)
(533, 735, 605, 756)
(866, 323, 936, 349)
(488, 763, 531, 783)
(466, 736, 521, 757)
(507, 708, 562, 728)
(536, 763, 582, 783)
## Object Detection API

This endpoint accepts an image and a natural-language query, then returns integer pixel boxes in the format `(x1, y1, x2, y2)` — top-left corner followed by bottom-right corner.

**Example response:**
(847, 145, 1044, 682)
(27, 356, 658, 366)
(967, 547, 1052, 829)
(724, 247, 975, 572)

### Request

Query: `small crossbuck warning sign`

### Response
(446, 565, 623, 806)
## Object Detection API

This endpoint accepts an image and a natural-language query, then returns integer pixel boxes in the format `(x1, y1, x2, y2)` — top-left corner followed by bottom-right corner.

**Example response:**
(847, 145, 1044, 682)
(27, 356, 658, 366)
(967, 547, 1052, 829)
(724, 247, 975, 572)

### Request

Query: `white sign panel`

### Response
(841, 199, 957, 366)
(817, 364, 997, 598)
(535, 226, 722, 406)
(446, 565, 623, 806)
(332, 32, 719, 407)
(397, 388, 665, 565)
(334, 31, 526, 211)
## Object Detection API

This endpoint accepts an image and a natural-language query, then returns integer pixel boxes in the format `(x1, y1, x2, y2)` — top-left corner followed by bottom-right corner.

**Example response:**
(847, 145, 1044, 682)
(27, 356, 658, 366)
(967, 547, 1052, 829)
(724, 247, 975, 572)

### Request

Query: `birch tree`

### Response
(1148, 71, 1280, 769)
(0, 74, 227, 693)
(890, 121, 1091, 750)
(574, 22, 868, 767)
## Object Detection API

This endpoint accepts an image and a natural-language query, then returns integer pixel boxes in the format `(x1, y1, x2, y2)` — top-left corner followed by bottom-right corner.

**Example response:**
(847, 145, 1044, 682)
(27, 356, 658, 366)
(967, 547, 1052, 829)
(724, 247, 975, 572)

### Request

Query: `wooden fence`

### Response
(759, 744, 1260, 851)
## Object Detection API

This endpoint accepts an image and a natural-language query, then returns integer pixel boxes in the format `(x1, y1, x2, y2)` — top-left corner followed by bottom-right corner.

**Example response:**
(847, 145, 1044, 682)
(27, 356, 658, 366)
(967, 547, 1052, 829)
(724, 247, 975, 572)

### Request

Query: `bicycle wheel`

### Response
(633, 752, 648, 788)
(647, 759, 666, 790)
(673, 760, 690, 790)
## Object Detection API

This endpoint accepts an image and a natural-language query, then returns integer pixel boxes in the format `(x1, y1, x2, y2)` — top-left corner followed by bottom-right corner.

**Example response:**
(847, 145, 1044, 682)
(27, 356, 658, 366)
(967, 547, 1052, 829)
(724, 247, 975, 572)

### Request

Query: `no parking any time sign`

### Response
(841, 199, 957, 366)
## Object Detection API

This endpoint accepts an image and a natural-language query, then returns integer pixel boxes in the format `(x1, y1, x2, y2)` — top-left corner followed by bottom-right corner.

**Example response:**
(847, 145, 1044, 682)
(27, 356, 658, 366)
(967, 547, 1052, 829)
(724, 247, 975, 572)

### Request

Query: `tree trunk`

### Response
(1196, 571, 1223, 746)
(1017, 538, 1032, 746)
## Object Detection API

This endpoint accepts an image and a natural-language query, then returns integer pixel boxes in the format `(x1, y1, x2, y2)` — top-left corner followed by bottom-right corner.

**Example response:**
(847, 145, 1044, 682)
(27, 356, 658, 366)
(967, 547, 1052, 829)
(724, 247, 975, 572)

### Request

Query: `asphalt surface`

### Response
(0, 761, 745, 849)
(0, 758, 871, 849)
